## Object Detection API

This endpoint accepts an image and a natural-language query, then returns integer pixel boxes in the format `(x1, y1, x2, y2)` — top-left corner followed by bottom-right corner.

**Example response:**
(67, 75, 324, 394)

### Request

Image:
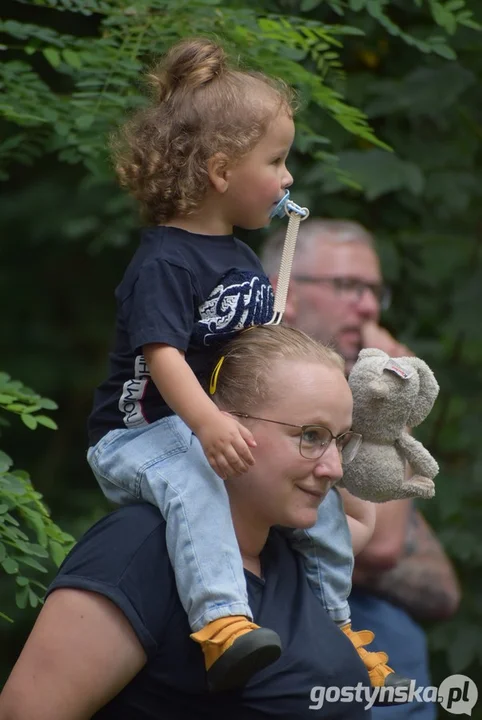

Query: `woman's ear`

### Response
(207, 153, 230, 193)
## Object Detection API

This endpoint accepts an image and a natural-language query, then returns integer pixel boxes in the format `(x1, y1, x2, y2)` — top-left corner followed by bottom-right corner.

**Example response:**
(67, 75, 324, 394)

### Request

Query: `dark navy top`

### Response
(46, 505, 371, 720)
(87, 226, 273, 446)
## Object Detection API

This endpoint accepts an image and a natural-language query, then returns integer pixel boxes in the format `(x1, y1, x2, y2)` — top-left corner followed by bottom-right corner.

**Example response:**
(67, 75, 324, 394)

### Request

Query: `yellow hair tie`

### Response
(209, 356, 225, 395)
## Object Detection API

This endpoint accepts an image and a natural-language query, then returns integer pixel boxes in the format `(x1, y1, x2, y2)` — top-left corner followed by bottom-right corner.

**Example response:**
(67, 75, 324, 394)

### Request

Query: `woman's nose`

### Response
(314, 440, 343, 483)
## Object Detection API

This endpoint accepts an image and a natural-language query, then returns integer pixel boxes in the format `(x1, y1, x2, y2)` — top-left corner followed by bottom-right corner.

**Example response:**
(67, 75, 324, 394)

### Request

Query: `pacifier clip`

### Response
(266, 191, 310, 325)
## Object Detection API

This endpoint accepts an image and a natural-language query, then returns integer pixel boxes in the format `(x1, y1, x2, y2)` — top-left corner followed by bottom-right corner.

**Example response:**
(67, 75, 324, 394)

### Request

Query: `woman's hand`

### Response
(0, 589, 147, 720)
(197, 412, 257, 480)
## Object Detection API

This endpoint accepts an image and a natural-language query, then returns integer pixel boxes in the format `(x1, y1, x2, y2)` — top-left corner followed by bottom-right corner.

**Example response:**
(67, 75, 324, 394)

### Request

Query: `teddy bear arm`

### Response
(395, 433, 439, 480)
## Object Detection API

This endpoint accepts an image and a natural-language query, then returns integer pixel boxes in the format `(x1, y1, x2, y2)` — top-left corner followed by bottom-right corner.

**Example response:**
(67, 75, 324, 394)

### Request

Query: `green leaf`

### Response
(429, 42, 457, 60)
(16, 575, 29, 587)
(2, 557, 19, 574)
(445, 0, 465, 10)
(39, 398, 58, 410)
(15, 584, 29, 609)
(20, 404, 41, 414)
(349, 0, 366, 9)
(0, 394, 15, 403)
(6, 403, 27, 412)
(43, 48, 61, 68)
(49, 540, 69, 567)
(24, 543, 49, 558)
(75, 115, 95, 131)
(18, 556, 48, 573)
(0, 543, 6, 562)
(35, 415, 58, 430)
(4, 512, 21, 526)
(62, 49, 82, 69)
(300, 0, 322, 10)
(431, 2, 457, 34)
(21, 414, 37, 430)
(322, 149, 425, 199)
(0, 451, 13, 473)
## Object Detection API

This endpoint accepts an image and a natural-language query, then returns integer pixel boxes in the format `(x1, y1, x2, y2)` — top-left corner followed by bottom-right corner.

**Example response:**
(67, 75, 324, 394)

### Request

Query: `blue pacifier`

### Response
(269, 190, 309, 220)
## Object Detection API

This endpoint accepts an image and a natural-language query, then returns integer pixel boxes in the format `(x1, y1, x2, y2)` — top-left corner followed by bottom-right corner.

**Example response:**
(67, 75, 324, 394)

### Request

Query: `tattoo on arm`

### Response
(356, 509, 461, 621)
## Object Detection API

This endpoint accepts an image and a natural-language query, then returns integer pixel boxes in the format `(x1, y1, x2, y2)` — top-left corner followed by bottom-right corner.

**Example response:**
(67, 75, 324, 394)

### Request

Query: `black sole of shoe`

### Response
(207, 628, 282, 693)
(372, 677, 413, 706)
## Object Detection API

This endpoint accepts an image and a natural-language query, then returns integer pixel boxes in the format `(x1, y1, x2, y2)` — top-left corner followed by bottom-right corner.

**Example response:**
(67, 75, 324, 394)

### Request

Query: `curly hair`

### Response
(111, 38, 296, 225)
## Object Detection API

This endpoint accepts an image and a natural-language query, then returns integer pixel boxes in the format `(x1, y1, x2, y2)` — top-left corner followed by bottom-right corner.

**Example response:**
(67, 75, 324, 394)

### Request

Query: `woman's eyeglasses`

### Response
(230, 413, 363, 465)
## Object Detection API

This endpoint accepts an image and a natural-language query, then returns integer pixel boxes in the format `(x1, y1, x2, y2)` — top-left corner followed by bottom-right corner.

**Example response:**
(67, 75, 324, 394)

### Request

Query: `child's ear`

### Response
(207, 153, 230, 193)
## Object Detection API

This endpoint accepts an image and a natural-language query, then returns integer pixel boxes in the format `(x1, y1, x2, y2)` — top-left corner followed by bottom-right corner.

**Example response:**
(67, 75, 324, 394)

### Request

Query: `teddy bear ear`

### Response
(405, 358, 440, 427)
(358, 348, 389, 360)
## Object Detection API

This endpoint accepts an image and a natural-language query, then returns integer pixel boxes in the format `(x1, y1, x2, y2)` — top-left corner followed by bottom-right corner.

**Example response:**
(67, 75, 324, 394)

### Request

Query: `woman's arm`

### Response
(0, 589, 147, 720)
(338, 489, 376, 556)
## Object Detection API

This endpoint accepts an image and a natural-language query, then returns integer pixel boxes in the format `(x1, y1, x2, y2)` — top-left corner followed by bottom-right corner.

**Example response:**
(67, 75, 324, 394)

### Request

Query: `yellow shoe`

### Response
(340, 622, 410, 688)
(191, 615, 282, 693)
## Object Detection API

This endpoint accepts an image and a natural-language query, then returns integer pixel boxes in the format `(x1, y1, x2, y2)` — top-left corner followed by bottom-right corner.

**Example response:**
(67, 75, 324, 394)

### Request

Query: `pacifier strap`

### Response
(266, 198, 309, 325)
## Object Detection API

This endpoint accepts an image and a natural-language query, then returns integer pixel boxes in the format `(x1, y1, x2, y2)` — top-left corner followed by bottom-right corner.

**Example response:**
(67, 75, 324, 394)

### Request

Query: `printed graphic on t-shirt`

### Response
(118, 355, 150, 429)
(193, 270, 274, 347)
(118, 270, 273, 429)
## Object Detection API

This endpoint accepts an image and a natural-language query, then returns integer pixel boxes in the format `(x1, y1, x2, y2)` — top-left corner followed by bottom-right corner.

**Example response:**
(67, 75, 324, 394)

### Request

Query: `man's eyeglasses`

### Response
(230, 413, 363, 465)
(292, 275, 391, 311)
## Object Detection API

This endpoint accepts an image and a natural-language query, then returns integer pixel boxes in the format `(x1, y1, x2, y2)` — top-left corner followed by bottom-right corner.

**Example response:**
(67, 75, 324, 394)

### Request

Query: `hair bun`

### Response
(148, 38, 228, 103)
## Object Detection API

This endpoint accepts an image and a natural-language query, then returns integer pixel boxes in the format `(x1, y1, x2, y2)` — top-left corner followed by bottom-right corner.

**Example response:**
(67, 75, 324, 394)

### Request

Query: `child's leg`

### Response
(287, 488, 410, 689)
(286, 488, 353, 624)
(87, 416, 281, 691)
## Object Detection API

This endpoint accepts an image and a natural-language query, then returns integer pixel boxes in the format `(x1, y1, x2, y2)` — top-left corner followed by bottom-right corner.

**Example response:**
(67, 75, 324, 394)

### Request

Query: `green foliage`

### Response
(0, 375, 74, 621)
(0, 0, 387, 179)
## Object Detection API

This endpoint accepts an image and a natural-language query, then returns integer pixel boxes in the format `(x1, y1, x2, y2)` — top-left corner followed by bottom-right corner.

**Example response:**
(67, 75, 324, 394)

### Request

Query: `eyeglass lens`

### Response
(300, 427, 361, 464)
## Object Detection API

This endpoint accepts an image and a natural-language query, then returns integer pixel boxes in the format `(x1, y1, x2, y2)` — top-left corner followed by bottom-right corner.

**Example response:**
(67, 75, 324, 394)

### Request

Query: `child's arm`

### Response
(338, 488, 376, 556)
(143, 343, 256, 479)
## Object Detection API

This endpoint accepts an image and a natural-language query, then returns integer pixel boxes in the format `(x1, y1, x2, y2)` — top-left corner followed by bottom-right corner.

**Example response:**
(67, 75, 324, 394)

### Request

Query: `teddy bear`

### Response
(339, 348, 440, 502)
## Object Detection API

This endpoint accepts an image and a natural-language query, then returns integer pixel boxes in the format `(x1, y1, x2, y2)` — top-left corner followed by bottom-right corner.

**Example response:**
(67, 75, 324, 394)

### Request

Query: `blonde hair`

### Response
(111, 38, 296, 225)
(211, 325, 344, 411)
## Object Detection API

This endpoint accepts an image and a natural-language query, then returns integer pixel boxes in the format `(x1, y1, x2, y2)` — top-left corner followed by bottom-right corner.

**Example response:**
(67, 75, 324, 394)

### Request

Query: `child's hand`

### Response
(197, 412, 256, 479)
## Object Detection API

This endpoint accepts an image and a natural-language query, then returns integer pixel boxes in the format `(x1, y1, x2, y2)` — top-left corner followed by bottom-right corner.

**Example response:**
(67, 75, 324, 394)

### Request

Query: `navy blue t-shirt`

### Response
(47, 505, 371, 720)
(88, 226, 273, 446)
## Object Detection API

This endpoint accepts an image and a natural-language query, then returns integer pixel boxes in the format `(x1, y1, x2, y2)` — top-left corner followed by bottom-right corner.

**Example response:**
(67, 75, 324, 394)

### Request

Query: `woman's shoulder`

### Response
(60, 504, 167, 567)
(47, 505, 175, 659)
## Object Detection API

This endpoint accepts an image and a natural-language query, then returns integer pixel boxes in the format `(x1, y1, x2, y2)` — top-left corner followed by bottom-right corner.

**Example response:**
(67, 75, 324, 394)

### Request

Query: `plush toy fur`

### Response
(340, 348, 440, 502)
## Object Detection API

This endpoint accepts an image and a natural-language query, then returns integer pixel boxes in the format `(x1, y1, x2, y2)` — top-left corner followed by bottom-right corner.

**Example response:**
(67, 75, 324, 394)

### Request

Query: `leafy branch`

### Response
(0, 374, 74, 621)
